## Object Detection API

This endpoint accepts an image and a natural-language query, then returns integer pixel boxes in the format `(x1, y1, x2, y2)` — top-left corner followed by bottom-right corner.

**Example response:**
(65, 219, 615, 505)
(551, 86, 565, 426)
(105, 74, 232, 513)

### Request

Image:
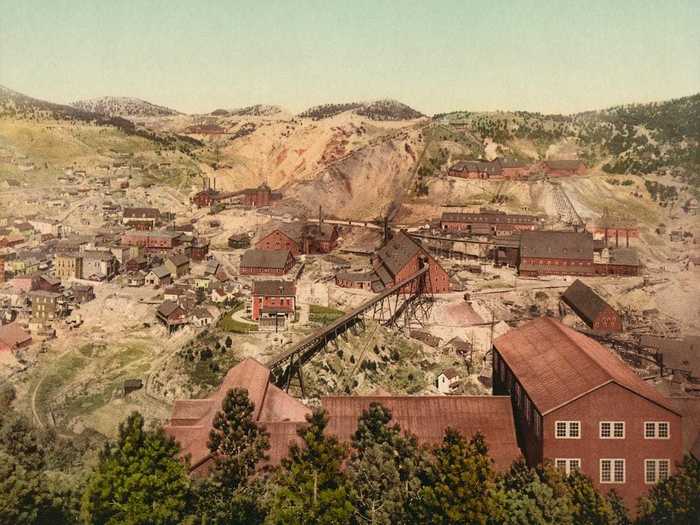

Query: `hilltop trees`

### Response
(80, 412, 191, 525)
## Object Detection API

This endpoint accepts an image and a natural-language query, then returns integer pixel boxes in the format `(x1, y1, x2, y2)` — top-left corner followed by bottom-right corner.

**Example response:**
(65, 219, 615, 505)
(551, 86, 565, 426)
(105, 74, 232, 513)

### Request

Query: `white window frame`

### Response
(600, 421, 625, 439)
(644, 421, 671, 439)
(555, 458, 581, 475)
(645, 459, 671, 484)
(555, 420, 581, 439)
(600, 458, 625, 484)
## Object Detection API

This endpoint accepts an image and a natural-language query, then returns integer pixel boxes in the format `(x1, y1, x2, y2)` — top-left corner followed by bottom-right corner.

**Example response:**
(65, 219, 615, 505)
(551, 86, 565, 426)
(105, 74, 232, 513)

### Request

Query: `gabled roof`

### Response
(167, 254, 190, 267)
(375, 230, 425, 277)
(494, 317, 679, 415)
(165, 358, 311, 472)
(520, 230, 594, 260)
(240, 249, 293, 270)
(157, 300, 184, 318)
(562, 279, 615, 326)
(123, 207, 159, 219)
(149, 265, 171, 279)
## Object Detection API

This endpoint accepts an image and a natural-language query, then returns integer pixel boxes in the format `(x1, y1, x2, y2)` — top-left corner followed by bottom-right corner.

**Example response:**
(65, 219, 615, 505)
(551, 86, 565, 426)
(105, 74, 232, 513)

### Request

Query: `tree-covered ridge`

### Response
(435, 94, 700, 186)
(2, 386, 698, 525)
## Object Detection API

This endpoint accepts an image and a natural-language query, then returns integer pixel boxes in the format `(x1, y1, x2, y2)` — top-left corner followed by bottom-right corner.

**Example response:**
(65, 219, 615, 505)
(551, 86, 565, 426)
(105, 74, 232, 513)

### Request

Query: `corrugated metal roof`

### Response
(494, 317, 679, 415)
(321, 395, 521, 471)
(521, 231, 594, 260)
(240, 249, 293, 269)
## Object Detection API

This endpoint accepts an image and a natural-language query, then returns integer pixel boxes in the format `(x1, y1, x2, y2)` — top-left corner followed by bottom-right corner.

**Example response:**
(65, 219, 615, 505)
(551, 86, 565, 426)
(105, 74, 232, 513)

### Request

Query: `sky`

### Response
(1, 0, 698, 115)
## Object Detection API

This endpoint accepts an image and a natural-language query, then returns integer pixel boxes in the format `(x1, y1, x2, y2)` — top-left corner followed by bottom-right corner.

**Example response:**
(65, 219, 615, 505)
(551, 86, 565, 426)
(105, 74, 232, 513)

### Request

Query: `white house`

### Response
(436, 368, 461, 394)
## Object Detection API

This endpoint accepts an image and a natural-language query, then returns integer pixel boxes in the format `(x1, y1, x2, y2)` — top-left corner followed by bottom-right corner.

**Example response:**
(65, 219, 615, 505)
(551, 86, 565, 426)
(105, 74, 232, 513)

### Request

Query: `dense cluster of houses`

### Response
(447, 157, 587, 180)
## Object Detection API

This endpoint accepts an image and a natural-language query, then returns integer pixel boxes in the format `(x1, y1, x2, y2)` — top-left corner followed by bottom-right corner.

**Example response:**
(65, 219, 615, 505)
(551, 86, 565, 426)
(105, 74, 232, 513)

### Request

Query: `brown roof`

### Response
(157, 300, 183, 318)
(375, 230, 426, 277)
(562, 279, 615, 327)
(123, 207, 159, 219)
(321, 396, 521, 471)
(494, 317, 679, 415)
(520, 231, 594, 260)
(252, 280, 296, 297)
(167, 254, 190, 267)
(0, 322, 32, 349)
(449, 160, 502, 175)
(240, 249, 293, 270)
(609, 247, 640, 267)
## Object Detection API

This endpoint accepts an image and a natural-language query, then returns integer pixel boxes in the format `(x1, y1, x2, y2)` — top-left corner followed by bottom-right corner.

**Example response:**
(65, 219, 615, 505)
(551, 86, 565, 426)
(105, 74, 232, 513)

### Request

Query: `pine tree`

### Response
(80, 412, 192, 525)
(637, 455, 700, 525)
(193, 388, 270, 524)
(417, 429, 496, 525)
(489, 460, 575, 525)
(347, 402, 427, 525)
(265, 409, 353, 525)
(563, 470, 616, 525)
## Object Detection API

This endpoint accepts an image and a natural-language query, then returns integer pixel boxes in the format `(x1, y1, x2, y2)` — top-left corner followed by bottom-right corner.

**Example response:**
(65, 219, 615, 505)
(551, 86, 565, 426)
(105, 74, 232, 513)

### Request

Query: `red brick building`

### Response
(121, 230, 182, 255)
(240, 249, 295, 275)
(255, 222, 339, 256)
(190, 238, 210, 262)
(165, 358, 521, 475)
(251, 280, 296, 322)
(493, 317, 683, 509)
(448, 160, 503, 180)
(372, 230, 450, 293)
(541, 159, 586, 177)
(496, 157, 529, 179)
(519, 231, 596, 276)
(440, 210, 540, 235)
(561, 279, 623, 332)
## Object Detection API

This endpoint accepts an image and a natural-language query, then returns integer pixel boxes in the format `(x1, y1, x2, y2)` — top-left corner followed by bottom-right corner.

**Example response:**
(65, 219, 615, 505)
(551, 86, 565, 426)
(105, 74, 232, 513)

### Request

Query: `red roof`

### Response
(0, 322, 32, 349)
(494, 317, 679, 416)
(321, 395, 521, 471)
(164, 358, 310, 472)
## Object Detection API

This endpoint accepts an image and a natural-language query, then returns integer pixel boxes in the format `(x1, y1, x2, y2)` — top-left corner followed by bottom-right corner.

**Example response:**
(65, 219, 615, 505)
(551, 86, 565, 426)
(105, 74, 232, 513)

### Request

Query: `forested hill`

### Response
(435, 94, 700, 187)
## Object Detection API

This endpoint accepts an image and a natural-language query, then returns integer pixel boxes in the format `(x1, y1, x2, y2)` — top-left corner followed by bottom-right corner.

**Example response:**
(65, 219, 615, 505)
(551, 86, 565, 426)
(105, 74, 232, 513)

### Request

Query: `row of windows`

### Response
(555, 420, 670, 439)
(555, 458, 670, 484)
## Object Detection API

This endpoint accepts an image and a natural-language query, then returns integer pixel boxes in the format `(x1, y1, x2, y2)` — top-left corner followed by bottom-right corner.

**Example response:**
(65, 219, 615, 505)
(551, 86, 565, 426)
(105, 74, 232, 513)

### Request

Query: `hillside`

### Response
(299, 99, 425, 121)
(432, 94, 700, 188)
(71, 96, 180, 118)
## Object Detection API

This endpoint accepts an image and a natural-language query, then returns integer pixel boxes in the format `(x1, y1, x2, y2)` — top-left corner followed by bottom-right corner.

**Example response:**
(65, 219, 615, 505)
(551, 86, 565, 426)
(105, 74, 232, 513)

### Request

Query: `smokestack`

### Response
(626, 229, 629, 248)
(616, 229, 619, 248)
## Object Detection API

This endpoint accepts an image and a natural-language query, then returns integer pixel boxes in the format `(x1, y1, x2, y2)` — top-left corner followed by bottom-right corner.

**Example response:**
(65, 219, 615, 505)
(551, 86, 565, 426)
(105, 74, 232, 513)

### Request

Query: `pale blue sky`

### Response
(1, 0, 698, 115)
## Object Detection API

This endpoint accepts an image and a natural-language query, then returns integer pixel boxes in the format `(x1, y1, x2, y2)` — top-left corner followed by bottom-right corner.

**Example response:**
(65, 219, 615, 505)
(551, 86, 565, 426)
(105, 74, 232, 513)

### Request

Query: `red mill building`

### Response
(165, 358, 521, 475)
(518, 230, 595, 276)
(493, 317, 683, 509)
(373, 231, 450, 293)
(440, 210, 540, 235)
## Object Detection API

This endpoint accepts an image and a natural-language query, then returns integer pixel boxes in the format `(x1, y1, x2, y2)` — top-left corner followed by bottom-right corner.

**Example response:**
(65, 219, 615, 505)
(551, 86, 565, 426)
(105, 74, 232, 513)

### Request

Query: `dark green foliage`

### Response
(564, 470, 618, 525)
(490, 461, 574, 524)
(637, 455, 700, 525)
(347, 403, 428, 525)
(80, 412, 192, 525)
(417, 429, 496, 525)
(266, 409, 353, 525)
(194, 388, 270, 524)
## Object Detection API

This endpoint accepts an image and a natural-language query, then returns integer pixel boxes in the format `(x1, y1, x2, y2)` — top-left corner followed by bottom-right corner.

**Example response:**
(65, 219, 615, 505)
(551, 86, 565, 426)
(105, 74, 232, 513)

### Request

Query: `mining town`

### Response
(1, 7, 699, 520)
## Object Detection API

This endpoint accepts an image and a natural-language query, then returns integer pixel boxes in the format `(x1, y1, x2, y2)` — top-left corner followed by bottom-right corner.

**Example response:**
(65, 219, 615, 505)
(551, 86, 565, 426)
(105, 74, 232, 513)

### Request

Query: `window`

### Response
(645, 459, 671, 484)
(600, 421, 625, 439)
(555, 458, 581, 475)
(600, 459, 625, 483)
(645, 422, 671, 439)
(555, 421, 580, 439)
